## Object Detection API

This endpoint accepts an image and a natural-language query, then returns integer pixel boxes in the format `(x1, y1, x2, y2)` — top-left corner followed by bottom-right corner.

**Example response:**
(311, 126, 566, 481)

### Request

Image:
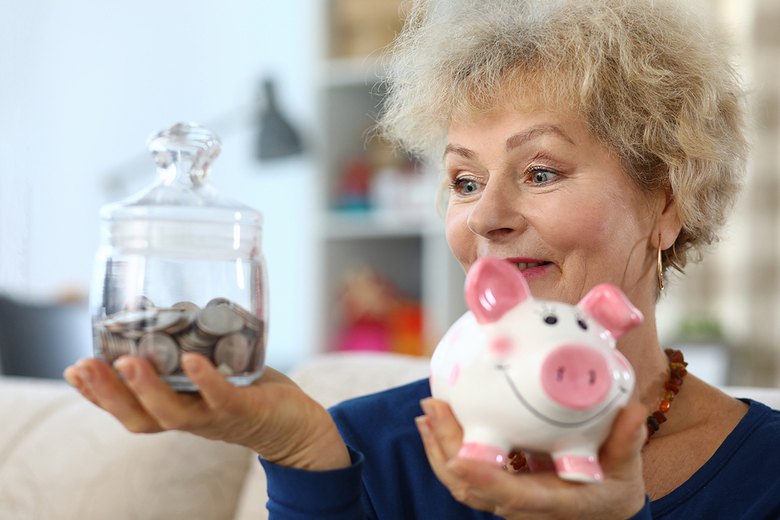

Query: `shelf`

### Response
(312, 0, 465, 356)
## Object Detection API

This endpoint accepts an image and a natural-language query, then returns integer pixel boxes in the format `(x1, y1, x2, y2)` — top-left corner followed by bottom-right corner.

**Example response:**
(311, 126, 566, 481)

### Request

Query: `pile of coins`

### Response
(95, 296, 264, 377)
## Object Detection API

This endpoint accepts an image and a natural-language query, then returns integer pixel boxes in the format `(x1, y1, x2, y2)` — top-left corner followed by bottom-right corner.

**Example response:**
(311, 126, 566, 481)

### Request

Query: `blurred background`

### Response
(0, 0, 778, 386)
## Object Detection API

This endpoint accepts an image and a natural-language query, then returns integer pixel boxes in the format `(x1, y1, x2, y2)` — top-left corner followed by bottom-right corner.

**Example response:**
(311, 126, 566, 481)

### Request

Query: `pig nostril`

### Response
(589, 370, 596, 384)
(557, 367, 565, 380)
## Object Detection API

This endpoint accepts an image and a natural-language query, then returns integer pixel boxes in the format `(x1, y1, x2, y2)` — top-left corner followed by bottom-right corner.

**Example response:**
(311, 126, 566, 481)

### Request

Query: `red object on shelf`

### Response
(337, 156, 372, 210)
(390, 302, 426, 356)
(334, 267, 427, 356)
(338, 320, 391, 352)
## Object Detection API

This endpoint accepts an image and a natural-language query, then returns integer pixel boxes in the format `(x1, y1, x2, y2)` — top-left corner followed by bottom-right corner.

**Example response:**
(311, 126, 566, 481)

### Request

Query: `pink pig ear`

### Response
(578, 284, 643, 340)
(465, 258, 532, 324)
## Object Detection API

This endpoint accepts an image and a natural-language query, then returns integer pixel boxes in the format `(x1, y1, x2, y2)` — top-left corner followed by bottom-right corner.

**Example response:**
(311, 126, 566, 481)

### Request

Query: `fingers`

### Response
(420, 398, 463, 459)
(63, 364, 101, 407)
(69, 358, 164, 433)
(180, 353, 240, 412)
(416, 399, 464, 489)
(65, 354, 272, 438)
(113, 356, 204, 431)
(600, 403, 647, 478)
(415, 414, 450, 471)
(416, 399, 497, 512)
(446, 456, 565, 512)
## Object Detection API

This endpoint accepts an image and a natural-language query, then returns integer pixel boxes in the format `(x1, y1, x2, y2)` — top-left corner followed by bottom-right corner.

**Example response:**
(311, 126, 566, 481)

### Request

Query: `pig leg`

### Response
(457, 428, 510, 466)
(458, 443, 507, 466)
(551, 449, 604, 483)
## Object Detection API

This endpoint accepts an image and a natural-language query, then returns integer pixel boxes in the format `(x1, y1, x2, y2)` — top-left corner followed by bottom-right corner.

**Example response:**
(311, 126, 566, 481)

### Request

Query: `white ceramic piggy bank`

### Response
(430, 257, 642, 483)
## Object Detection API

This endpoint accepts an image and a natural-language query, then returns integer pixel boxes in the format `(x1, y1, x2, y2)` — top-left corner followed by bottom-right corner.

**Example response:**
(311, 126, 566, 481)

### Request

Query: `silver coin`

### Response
(231, 303, 262, 332)
(216, 362, 234, 376)
(103, 310, 158, 333)
(172, 301, 201, 314)
(205, 297, 232, 309)
(214, 333, 251, 373)
(149, 309, 193, 335)
(177, 327, 217, 353)
(122, 295, 155, 312)
(101, 329, 137, 362)
(196, 306, 244, 336)
(138, 333, 179, 375)
(119, 329, 146, 340)
(98, 328, 113, 361)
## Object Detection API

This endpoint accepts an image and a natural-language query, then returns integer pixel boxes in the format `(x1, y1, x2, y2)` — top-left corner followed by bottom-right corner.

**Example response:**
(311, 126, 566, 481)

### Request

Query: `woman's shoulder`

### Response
(651, 397, 780, 518)
(737, 397, 780, 440)
(726, 385, 780, 414)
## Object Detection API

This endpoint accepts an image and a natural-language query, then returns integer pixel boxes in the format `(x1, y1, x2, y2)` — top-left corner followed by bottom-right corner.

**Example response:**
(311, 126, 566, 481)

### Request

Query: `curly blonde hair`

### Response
(377, 0, 749, 271)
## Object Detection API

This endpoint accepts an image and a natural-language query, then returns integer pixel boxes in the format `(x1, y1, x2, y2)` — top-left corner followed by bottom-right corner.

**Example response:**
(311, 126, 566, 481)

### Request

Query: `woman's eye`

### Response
(529, 168, 558, 184)
(451, 178, 480, 194)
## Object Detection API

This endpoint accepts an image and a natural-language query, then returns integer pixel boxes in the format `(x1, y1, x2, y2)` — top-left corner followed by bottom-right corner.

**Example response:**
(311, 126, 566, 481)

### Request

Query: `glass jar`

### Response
(90, 122, 268, 391)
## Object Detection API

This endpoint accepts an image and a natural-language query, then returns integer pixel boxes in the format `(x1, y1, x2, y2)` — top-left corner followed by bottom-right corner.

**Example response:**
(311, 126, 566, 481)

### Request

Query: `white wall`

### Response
(0, 0, 318, 370)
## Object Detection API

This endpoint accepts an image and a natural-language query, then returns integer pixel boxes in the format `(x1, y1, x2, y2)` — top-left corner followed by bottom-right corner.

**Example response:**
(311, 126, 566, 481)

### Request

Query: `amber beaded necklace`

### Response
(505, 348, 688, 472)
(645, 348, 688, 439)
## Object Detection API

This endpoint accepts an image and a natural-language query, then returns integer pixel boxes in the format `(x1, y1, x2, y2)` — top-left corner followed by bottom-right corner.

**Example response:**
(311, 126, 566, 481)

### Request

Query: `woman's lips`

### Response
(503, 257, 554, 281)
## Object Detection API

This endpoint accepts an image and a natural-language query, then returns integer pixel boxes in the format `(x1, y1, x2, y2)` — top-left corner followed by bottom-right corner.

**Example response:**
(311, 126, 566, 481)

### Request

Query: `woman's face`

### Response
(444, 109, 673, 309)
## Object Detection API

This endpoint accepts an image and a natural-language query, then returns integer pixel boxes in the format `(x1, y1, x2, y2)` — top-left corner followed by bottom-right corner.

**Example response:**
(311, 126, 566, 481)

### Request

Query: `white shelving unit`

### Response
(311, 0, 467, 355)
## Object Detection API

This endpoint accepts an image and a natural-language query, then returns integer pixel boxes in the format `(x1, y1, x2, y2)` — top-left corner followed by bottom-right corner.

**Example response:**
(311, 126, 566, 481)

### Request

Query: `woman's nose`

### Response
(466, 180, 526, 240)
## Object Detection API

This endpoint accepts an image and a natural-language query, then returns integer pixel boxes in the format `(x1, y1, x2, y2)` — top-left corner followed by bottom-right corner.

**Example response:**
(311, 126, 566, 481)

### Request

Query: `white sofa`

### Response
(0, 352, 430, 520)
(0, 351, 777, 520)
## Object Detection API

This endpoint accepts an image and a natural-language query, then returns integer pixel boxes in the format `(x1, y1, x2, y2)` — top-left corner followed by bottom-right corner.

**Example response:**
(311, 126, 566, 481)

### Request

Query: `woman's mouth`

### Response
(513, 261, 549, 270)
(504, 259, 553, 280)
(505, 258, 552, 270)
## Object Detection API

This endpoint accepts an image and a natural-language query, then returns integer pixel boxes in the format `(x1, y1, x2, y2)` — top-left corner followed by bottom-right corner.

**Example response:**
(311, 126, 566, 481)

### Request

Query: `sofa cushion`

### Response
(0, 376, 252, 520)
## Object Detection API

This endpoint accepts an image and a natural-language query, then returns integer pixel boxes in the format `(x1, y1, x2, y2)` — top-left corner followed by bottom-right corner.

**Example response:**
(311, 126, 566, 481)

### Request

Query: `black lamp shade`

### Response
(256, 78, 303, 160)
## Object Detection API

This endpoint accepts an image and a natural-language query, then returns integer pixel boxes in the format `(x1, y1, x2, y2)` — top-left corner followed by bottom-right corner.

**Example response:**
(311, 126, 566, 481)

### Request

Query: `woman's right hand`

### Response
(416, 398, 648, 519)
(63, 353, 352, 472)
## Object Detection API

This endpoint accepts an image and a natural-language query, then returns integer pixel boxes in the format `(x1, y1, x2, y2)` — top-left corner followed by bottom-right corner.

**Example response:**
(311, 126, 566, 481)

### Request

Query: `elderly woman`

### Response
(65, 0, 780, 518)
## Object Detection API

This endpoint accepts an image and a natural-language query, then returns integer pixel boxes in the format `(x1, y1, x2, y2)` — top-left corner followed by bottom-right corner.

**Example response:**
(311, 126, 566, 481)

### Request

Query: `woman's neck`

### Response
(616, 311, 671, 413)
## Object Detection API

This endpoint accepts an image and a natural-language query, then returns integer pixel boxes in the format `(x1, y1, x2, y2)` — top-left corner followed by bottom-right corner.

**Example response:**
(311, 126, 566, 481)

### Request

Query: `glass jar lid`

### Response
(100, 122, 263, 227)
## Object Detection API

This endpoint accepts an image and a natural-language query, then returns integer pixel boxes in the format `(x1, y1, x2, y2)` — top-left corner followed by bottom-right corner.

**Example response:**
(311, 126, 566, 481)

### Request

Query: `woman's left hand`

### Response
(415, 398, 648, 520)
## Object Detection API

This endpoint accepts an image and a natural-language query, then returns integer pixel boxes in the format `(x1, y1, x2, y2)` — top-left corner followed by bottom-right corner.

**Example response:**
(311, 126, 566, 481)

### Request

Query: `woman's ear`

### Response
(652, 193, 683, 250)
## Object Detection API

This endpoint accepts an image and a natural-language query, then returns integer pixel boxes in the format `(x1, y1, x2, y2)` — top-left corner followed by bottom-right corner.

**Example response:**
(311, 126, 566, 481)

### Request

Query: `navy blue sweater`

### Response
(261, 379, 780, 519)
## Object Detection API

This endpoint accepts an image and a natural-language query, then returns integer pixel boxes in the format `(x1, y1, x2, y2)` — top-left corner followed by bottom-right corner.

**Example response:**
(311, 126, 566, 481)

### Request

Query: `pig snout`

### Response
(541, 345, 612, 410)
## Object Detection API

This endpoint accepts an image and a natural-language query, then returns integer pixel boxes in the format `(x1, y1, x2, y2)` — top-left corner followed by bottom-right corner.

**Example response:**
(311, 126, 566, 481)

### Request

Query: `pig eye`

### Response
(577, 318, 588, 330)
(543, 314, 558, 325)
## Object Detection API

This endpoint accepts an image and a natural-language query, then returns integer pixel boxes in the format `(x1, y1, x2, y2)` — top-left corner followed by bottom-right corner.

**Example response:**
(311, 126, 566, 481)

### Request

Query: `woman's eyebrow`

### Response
(443, 144, 477, 160)
(444, 124, 576, 160)
(505, 124, 576, 150)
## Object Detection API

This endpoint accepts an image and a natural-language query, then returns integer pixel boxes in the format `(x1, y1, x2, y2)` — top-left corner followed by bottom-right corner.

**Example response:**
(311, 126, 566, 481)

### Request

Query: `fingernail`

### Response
(78, 364, 94, 385)
(420, 398, 436, 419)
(63, 366, 79, 387)
(113, 357, 136, 382)
(415, 415, 430, 436)
(181, 353, 200, 375)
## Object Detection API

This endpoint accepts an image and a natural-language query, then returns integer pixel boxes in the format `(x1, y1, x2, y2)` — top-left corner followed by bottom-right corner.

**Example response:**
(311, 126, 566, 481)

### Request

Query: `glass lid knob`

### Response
(148, 122, 222, 186)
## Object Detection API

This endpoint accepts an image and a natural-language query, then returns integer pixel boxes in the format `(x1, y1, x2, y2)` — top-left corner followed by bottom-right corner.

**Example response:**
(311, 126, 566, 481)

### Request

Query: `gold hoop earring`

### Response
(657, 233, 664, 291)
